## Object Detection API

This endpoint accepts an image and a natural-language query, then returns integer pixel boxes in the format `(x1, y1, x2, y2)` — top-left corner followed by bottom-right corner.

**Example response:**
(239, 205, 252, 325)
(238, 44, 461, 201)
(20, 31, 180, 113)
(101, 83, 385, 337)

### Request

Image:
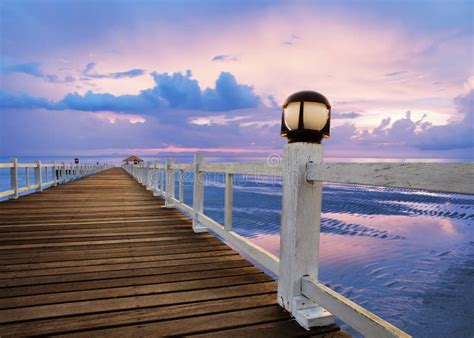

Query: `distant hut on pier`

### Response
(123, 155, 144, 165)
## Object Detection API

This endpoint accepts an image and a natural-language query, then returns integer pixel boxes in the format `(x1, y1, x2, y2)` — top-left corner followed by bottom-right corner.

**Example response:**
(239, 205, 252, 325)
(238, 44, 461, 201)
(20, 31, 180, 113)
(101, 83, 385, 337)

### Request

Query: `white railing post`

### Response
(143, 163, 148, 186)
(35, 160, 43, 192)
(160, 164, 165, 193)
(277, 142, 334, 329)
(178, 170, 184, 202)
(140, 164, 145, 184)
(146, 163, 153, 190)
(224, 173, 233, 231)
(25, 167, 30, 188)
(53, 162, 58, 186)
(192, 154, 207, 232)
(60, 162, 65, 183)
(152, 161, 159, 196)
(10, 158, 19, 199)
(165, 158, 176, 206)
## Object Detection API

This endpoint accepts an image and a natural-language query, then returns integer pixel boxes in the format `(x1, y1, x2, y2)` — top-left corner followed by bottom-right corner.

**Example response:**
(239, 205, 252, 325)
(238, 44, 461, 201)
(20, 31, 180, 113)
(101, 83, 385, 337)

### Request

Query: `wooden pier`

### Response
(0, 168, 343, 337)
(2, 152, 470, 337)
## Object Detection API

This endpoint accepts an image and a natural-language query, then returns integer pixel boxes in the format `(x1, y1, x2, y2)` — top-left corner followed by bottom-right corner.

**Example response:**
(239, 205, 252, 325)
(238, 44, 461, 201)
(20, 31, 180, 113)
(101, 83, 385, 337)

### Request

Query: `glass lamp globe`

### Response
(280, 91, 331, 143)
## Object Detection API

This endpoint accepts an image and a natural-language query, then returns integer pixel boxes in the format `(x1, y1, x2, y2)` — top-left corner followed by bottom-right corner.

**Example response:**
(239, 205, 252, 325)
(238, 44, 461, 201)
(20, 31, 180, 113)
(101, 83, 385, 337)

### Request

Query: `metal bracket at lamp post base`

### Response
(192, 213, 208, 233)
(288, 295, 335, 330)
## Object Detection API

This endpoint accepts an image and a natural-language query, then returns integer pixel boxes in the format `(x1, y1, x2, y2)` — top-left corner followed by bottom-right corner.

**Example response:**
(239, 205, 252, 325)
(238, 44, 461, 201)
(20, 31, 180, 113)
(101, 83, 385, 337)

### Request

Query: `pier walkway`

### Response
(0, 168, 342, 337)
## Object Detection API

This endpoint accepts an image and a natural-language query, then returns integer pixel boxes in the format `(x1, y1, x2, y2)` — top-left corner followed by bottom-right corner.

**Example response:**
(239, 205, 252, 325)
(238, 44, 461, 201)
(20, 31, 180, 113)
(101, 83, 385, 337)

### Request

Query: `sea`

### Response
(1, 155, 473, 337)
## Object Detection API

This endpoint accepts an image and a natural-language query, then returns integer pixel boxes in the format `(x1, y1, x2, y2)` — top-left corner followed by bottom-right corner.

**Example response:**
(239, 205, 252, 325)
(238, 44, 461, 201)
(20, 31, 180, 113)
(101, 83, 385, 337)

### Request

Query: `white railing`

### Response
(0, 158, 112, 199)
(123, 147, 473, 338)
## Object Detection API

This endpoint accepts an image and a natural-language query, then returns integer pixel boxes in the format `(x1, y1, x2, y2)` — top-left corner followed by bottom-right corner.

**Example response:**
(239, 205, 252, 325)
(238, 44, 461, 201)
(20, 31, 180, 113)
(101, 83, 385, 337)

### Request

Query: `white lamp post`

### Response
(278, 90, 334, 329)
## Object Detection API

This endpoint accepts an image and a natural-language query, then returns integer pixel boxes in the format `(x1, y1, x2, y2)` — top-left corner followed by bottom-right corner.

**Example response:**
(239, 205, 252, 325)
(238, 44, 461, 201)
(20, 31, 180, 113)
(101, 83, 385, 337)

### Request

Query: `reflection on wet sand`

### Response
(208, 181, 473, 337)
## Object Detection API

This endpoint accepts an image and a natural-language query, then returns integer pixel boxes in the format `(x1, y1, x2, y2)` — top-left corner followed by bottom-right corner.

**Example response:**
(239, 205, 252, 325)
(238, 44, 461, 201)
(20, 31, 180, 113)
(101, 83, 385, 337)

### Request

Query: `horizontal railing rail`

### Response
(306, 162, 473, 195)
(0, 158, 112, 200)
(124, 155, 473, 337)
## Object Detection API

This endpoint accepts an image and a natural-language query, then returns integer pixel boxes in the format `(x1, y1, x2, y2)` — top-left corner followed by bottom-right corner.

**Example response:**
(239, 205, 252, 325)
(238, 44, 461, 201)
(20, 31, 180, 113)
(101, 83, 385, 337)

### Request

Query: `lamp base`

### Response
(282, 130, 325, 144)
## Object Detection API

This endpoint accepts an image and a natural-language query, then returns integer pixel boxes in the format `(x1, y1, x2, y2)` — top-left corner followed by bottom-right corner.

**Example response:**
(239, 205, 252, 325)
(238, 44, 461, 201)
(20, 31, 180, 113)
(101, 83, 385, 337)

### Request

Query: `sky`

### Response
(0, 0, 473, 159)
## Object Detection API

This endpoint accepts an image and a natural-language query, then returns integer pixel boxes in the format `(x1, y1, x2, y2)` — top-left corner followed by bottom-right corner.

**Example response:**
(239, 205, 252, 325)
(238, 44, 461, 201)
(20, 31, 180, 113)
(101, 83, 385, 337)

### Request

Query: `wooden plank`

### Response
(0, 237, 221, 256)
(0, 254, 242, 279)
(0, 260, 253, 287)
(0, 234, 214, 250)
(307, 162, 474, 195)
(0, 216, 190, 228)
(0, 282, 277, 323)
(0, 266, 263, 297)
(0, 273, 272, 309)
(0, 243, 230, 264)
(192, 321, 342, 337)
(55, 305, 336, 337)
(0, 294, 277, 337)
(0, 249, 236, 271)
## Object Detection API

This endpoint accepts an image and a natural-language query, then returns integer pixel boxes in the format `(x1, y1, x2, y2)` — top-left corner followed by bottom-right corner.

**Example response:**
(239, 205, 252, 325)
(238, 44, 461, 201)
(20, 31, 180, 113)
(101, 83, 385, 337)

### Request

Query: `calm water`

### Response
(1, 156, 473, 337)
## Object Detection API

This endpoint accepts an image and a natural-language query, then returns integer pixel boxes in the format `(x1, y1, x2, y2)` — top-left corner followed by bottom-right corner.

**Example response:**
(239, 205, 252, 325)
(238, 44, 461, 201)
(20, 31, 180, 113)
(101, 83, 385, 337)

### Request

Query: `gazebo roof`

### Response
(123, 155, 144, 162)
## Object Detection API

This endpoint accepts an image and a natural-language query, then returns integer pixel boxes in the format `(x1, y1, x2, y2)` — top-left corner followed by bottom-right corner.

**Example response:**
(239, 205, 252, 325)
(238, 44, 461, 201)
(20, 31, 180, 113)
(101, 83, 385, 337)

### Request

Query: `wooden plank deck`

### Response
(0, 168, 343, 337)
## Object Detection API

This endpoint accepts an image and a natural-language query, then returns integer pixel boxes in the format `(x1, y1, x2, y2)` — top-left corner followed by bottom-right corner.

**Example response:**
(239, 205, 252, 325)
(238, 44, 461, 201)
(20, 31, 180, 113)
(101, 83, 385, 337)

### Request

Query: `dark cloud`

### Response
(417, 90, 473, 151)
(212, 54, 238, 62)
(327, 90, 473, 157)
(1, 62, 43, 77)
(202, 71, 260, 111)
(83, 62, 145, 79)
(384, 71, 407, 77)
(333, 112, 361, 119)
(0, 70, 260, 114)
(57, 91, 152, 112)
(1, 61, 75, 83)
(281, 33, 299, 46)
(0, 91, 51, 109)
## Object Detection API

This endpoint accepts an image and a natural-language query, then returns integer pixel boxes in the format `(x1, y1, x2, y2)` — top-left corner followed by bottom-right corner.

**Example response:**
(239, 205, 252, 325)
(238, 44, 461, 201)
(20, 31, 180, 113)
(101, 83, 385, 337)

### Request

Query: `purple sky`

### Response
(0, 0, 473, 159)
